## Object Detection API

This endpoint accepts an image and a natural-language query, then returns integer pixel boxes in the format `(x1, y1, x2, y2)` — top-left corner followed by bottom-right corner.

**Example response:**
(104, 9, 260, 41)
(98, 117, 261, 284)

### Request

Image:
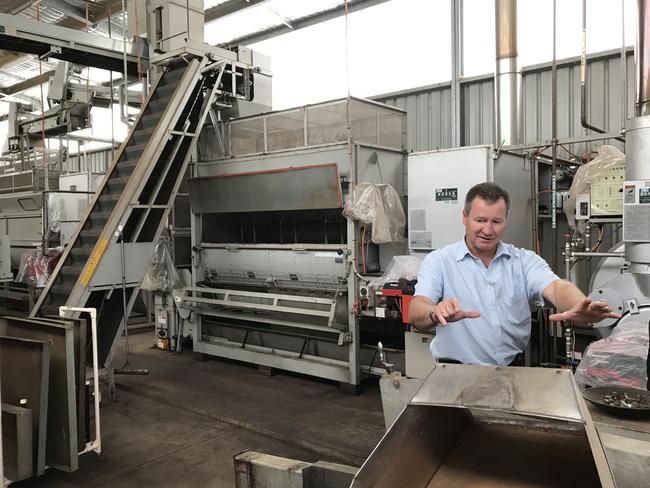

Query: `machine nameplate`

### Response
(79, 238, 109, 286)
(435, 188, 458, 202)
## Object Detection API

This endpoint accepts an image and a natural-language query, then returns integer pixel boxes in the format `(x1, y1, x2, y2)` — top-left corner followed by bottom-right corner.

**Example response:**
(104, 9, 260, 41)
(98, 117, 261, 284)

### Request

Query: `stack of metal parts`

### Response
(0, 315, 88, 481)
(352, 364, 616, 488)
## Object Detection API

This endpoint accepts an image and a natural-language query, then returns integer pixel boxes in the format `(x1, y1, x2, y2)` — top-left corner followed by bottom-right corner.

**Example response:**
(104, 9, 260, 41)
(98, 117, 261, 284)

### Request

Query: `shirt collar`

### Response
(455, 238, 511, 262)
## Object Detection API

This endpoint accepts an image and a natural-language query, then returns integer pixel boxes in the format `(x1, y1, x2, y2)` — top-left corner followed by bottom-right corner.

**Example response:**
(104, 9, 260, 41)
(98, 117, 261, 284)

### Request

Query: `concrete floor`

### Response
(13, 331, 385, 488)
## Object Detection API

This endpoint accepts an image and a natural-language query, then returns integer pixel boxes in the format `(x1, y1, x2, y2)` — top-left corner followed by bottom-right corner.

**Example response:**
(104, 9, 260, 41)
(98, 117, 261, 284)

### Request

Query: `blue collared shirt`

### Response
(414, 238, 559, 365)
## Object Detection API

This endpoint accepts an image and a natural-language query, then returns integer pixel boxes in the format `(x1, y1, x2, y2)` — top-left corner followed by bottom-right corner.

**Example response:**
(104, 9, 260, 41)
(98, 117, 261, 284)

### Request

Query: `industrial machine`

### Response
(407, 145, 532, 253)
(182, 97, 407, 386)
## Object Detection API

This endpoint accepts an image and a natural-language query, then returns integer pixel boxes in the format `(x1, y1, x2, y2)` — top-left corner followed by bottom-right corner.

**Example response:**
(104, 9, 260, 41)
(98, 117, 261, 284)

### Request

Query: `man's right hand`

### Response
(430, 298, 481, 326)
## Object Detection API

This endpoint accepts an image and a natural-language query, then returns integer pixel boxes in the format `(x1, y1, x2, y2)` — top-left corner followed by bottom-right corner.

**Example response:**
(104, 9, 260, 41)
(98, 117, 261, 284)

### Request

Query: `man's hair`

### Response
(463, 182, 510, 215)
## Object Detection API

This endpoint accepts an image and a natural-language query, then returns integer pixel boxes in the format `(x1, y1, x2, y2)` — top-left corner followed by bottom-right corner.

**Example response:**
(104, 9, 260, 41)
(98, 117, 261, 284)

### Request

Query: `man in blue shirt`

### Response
(409, 182, 620, 366)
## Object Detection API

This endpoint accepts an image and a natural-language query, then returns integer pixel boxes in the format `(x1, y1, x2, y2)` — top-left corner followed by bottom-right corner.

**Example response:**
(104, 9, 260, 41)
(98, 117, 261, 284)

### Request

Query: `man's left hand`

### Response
(548, 297, 621, 325)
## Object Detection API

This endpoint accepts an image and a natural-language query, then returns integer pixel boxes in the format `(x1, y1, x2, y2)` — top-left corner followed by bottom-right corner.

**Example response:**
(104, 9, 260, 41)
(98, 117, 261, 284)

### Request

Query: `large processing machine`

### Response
(184, 97, 408, 387)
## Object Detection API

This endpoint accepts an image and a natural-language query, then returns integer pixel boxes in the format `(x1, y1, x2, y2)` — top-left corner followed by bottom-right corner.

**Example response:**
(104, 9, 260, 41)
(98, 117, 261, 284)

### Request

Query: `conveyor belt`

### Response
(32, 56, 225, 366)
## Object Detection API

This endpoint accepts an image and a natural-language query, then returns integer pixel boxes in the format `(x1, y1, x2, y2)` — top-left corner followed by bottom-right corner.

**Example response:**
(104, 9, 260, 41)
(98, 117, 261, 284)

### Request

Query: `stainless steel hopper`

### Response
(352, 364, 616, 488)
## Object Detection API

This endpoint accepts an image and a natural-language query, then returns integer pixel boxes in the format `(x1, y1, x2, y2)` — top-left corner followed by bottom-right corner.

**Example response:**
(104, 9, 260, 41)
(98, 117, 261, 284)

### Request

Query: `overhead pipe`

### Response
(494, 0, 520, 146)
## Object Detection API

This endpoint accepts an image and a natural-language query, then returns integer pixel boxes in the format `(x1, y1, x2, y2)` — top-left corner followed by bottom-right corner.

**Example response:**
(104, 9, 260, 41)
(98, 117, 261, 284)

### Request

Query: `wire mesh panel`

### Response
(231, 117, 264, 156)
(307, 102, 347, 145)
(266, 109, 305, 152)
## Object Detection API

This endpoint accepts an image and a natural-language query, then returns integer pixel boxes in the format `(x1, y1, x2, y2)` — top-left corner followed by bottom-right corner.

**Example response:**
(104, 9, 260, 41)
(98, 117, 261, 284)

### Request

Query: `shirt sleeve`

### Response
(522, 250, 560, 305)
(414, 251, 443, 303)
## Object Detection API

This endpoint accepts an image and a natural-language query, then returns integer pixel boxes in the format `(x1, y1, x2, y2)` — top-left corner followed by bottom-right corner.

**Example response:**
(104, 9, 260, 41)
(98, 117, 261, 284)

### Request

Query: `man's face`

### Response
(463, 196, 508, 255)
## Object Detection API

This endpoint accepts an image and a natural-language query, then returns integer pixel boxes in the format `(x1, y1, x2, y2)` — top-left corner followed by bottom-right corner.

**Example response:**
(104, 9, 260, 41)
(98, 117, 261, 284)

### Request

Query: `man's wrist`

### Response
(429, 308, 438, 326)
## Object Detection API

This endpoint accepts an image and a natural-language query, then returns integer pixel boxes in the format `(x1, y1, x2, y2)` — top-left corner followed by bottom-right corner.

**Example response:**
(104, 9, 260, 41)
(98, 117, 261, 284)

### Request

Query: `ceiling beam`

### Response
(0, 52, 29, 69)
(1, 69, 55, 95)
(0, 12, 142, 74)
(204, 0, 269, 23)
(221, 0, 393, 47)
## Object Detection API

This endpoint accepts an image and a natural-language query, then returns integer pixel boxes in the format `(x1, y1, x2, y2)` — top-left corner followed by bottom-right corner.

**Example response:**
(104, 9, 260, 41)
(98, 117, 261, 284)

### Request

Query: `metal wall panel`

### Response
(464, 78, 495, 146)
(374, 50, 634, 153)
(376, 83, 452, 151)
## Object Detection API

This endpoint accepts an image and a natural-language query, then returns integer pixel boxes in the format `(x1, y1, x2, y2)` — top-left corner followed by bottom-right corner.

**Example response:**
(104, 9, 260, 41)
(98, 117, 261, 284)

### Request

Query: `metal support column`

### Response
(451, 0, 464, 147)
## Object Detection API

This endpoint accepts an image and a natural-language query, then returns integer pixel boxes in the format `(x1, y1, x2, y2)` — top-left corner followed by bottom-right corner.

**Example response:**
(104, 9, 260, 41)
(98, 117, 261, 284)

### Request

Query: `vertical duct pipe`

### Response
(636, 0, 650, 116)
(625, 0, 650, 297)
(494, 0, 520, 146)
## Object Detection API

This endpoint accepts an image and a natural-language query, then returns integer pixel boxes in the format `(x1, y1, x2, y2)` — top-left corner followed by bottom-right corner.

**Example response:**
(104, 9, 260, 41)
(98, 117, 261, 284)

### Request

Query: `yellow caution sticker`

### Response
(79, 238, 109, 286)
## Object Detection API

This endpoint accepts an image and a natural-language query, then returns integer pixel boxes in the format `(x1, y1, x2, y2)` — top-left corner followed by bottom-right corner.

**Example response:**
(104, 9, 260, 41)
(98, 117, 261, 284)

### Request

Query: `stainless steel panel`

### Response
(90, 243, 153, 287)
(188, 164, 343, 214)
(493, 150, 533, 249)
(411, 365, 583, 420)
(41, 316, 88, 450)
(0, 336, 49, 476)
(353, 405, 466, 488)
(356, 146, 406, 194)
(201, 247, 347, 288)
(198, 145, 350, 178)
(1, 403, 33, 481)
(407, 146, 490, 250)
(404, 331, 436, 379)
(0, 317, 78, 472)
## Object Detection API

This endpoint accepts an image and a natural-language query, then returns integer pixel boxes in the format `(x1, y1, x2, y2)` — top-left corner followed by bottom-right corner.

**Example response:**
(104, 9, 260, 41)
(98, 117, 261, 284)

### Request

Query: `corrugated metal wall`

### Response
(374, 49, 634, 153)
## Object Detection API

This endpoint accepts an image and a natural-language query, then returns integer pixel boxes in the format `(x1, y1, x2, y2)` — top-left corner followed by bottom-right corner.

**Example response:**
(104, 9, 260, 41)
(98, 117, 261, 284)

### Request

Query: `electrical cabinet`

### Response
(407, 145, 532, 251)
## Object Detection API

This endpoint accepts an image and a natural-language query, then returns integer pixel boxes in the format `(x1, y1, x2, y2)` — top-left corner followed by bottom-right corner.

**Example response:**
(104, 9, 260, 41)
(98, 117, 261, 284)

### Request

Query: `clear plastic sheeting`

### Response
(343, 182, 406, 244)
(46, 192, 61, 233)
(141, 238, 183, 292)
(564, 145, 625, 230)
(16, 247, 61, 288)
(575, 320, 649, 390)
(368, 255, 422, 289)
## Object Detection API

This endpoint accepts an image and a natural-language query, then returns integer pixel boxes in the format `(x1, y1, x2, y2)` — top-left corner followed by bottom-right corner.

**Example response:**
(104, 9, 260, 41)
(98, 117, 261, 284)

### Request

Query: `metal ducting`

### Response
(636, 0, 650, 116)
(494, 0, 520, 146)
(624, 0, 650, 297)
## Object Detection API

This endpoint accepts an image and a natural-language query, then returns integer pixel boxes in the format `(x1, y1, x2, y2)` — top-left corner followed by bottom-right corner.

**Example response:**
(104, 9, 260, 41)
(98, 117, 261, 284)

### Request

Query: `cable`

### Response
(36, 0, 48, 170)
(352, 261, 369, 283)
(133, 0, 145, 106)
(361, 225, 366, 274)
